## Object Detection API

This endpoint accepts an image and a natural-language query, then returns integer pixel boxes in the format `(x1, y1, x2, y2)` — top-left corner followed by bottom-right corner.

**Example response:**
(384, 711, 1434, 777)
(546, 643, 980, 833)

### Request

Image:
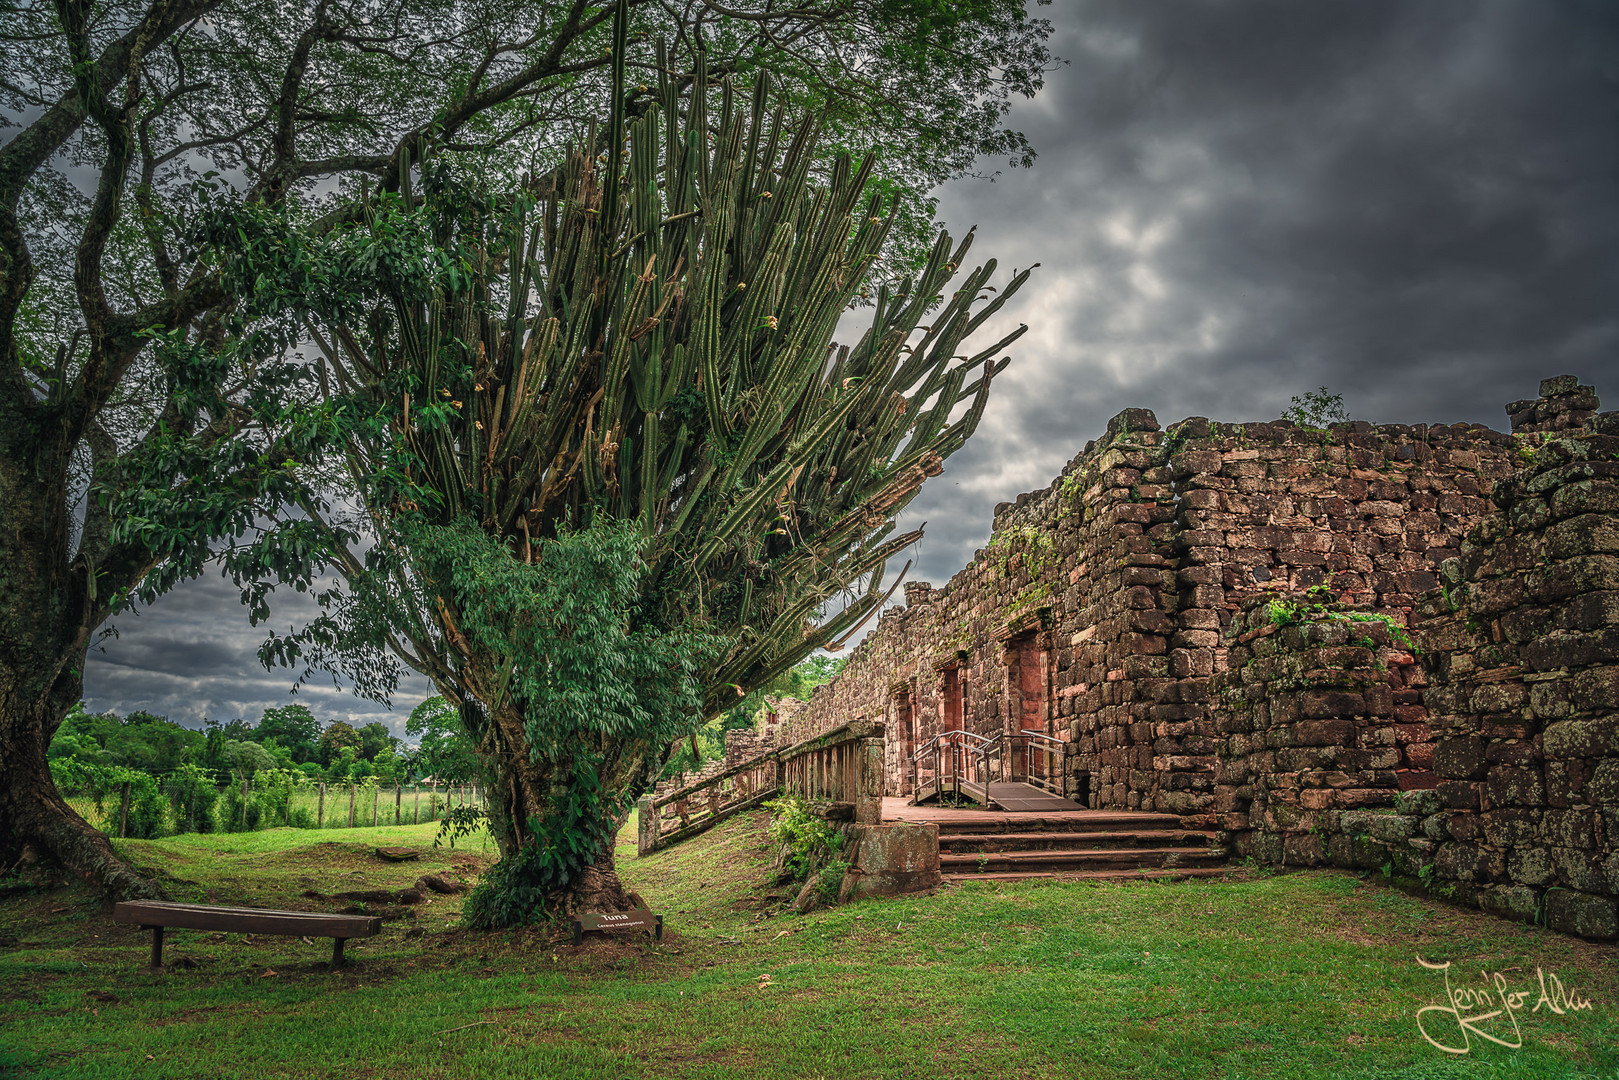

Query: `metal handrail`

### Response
(1018, 729, 1070, 798)
(910, 728, 989, 761)
(909, 728, 990, 805)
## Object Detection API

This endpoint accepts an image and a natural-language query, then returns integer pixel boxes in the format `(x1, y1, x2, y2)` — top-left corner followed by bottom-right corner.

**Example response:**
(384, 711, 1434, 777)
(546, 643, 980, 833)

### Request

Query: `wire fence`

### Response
(67, 781, 485, 838)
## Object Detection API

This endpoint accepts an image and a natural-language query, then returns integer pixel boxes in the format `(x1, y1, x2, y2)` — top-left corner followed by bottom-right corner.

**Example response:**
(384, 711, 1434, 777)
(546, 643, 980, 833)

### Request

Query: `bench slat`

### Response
(113, 901, 381, 939)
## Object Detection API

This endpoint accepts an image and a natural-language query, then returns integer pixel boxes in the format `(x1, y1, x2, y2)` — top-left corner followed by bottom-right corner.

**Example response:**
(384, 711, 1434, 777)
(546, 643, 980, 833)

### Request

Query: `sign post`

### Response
(570, 909, 664, 947)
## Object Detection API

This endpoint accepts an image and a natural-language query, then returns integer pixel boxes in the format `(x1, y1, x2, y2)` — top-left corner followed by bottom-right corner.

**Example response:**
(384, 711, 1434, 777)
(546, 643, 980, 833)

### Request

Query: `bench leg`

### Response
(146, 925, 163, 968)
(654, 915, 663, 942)
(331, 937, 346, 967)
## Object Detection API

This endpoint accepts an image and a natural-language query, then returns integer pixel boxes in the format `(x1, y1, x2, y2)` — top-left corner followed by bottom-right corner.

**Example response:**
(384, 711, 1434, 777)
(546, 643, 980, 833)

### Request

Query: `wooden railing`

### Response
(636, 719, 885, 855)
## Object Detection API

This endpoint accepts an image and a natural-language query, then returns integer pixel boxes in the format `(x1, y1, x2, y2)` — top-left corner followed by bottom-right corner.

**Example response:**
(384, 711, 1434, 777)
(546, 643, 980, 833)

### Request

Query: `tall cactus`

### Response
(302, 43, 1030, 918)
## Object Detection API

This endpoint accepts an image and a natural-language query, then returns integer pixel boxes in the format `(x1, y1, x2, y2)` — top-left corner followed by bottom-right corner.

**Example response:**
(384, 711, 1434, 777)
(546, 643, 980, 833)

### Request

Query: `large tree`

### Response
(0, 0, 1053, 898)
(250, 28, 1033, 922)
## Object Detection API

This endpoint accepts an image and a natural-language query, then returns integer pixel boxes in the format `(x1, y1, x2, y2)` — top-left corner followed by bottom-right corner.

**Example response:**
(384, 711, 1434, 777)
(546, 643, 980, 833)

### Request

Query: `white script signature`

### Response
(1415, 956, 1595, 1054)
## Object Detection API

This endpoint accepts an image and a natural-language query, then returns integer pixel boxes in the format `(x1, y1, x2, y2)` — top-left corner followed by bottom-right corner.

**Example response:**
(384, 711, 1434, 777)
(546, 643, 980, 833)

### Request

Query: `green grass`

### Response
(1, 812, 1615, 1079)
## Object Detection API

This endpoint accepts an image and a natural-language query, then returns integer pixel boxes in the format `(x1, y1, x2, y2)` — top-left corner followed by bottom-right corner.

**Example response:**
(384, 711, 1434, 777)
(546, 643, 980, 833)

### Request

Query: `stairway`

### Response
(932, 810, 1228, 883)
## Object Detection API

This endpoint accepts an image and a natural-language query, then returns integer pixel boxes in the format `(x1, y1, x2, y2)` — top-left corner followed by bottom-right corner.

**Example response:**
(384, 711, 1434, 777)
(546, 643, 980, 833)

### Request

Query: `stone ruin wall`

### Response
(777, 375, 1619, 936)
(784, 392, 1528, 814)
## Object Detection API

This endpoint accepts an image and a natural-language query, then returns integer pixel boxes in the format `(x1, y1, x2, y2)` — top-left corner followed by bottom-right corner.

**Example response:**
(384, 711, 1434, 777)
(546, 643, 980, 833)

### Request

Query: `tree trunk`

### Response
(0, 431, 166, 903)
(0, 667, 167, 902)
(469, 697, 658, 922)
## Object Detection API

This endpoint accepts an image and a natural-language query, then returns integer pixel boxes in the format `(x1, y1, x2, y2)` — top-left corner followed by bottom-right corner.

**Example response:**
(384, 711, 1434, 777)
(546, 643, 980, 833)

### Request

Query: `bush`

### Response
(50, 757, 169, 838)
(288, 807, 317, 829)
(167, 763, 220, 834)
(766, 795, 845, 882)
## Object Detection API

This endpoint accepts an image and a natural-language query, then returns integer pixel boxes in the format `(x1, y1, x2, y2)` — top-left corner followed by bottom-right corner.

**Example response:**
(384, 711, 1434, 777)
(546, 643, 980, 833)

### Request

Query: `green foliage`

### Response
(407, 697, 480, 784)
(251, 705, 322, 765)
(221, 740, 276, 780)
(1281, 387, 1349, 430)
(318, 722, 363, 767)
(1262, 589, 1419, 654)
(166, 763, 220, 835)
(766, 794, 846, 882)
(49, 758, 169, 839)
(48, 704, 205, 774)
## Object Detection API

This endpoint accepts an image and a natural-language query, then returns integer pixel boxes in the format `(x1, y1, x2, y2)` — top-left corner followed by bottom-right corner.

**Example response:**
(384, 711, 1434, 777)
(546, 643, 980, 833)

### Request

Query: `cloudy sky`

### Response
(82, 0, 1619, 736)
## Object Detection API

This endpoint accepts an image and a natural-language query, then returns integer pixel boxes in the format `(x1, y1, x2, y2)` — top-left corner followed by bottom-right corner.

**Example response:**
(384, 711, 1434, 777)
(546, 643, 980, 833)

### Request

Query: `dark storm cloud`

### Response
(83, 1, 1619, 701)
(888, 0, 1619, 594)
(83, 570, 433, 735)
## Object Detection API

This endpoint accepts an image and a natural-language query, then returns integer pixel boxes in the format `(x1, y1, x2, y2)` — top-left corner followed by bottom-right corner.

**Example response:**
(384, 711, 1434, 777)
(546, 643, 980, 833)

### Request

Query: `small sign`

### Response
(572, 908, 663, 945)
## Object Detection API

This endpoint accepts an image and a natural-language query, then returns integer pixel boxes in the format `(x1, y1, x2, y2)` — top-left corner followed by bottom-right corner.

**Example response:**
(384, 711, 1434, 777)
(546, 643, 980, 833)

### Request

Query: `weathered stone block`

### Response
(1266, 831, 1318, 866)
(1300, 691, 1365, 719)
(845, 823, 942, 899)
(1434, 738, 1488, 780)
(1507, 846, 1556, 886)
(1542, 808, 1599, 849)
(1552, 846, 1609, 892)
(1480, 808, 1541, 846)
(1436, 780, 1480, 810)
(1487, 766, 1546, 807)
(1479, 885, 1541, 924)
(1337, 788, 1398, 809)
(1369, 814, 1420, 843)
(1544, 890, 1618, 940)
(1543, 716, 1619, 760)
(1328, 832, 1390, 870)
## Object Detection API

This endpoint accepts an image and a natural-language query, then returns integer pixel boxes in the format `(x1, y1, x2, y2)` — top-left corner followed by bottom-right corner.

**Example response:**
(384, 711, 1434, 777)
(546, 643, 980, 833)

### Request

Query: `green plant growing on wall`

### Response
(1282, 388, 1350, 430)
(1262, 593, 1420, 655)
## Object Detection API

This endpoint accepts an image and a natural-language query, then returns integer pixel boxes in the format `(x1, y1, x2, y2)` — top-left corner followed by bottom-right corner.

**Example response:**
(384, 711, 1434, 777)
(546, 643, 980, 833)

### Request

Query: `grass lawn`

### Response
(1, 812, 1615, 1079)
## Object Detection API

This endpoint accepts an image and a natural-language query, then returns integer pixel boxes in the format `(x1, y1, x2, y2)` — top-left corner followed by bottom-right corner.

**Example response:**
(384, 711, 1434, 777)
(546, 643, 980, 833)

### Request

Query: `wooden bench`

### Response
(113, 901, 382, 968)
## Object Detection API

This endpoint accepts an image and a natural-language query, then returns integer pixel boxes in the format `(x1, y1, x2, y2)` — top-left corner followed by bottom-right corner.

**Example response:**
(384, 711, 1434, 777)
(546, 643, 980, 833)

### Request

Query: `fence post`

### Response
(372, 786, 379, 827)
(318, 783, 325, 829)
(118, 781, 131, 839)
(395, 783, 402, 825)
(413, 785, 420, 824)
(240, 777, 248, 830)
(636, 794, 659, 856)
(347, 783, 355, 828)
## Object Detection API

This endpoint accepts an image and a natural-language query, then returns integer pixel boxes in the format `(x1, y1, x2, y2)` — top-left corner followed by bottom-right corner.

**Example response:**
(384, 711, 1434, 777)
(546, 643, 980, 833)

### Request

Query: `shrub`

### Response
(167, 763, 219, 834)
(766, 794, 845, 882)
(49, 757, 169, 838)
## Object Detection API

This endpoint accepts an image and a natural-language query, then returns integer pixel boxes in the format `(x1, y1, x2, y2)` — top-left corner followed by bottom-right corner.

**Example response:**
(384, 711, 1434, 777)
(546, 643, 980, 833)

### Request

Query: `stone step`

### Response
(943, 866, 1237, 885)
(939, 846, 1227, 874)
(926, 812, 1186, 837)
(938, 829, 1217, 853)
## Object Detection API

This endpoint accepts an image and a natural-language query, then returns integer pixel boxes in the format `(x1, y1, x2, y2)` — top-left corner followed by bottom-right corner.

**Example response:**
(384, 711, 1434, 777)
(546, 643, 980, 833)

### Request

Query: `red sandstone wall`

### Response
(788, 384, 1554, 823)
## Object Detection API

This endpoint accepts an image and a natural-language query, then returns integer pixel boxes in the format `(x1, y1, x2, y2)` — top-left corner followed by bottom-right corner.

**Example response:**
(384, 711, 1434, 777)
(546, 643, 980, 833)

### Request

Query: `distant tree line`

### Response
(46, 702, 476, 787)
